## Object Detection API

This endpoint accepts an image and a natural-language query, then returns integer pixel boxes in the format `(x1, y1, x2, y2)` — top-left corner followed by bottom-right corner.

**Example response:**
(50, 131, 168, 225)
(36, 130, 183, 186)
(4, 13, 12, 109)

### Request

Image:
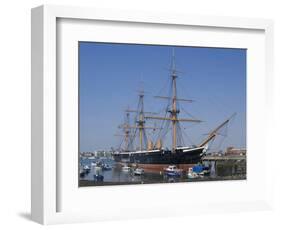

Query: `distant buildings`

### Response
(80, 150, 114, 158)
(225, 147, 246, 156)
(206, 146, 246, 156)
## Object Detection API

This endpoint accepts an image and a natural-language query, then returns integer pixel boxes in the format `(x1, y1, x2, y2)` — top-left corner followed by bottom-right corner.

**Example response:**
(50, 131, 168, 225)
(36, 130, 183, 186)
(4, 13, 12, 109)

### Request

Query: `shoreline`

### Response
(79, 175, 246, 187)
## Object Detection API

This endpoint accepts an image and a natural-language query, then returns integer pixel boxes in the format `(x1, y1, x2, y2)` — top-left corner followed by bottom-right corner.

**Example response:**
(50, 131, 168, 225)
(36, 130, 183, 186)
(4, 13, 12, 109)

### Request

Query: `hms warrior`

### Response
(113, 51, 233, 172)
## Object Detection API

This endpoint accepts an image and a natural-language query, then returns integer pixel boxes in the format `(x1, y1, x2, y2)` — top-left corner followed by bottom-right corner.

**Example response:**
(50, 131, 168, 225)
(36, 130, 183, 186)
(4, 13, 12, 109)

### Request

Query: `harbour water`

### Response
(79, 157, 246, 186)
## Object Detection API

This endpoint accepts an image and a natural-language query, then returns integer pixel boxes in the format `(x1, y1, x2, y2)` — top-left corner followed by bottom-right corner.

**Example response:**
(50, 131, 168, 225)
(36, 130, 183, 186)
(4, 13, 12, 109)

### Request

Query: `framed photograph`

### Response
(31, 5, 274, 224)
(78, 42, 247, 186)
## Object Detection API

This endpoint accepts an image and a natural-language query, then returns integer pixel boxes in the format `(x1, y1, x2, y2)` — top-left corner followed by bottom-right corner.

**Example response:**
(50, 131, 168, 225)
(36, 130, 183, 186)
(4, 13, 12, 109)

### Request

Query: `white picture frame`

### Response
(31, 5, 274, 225)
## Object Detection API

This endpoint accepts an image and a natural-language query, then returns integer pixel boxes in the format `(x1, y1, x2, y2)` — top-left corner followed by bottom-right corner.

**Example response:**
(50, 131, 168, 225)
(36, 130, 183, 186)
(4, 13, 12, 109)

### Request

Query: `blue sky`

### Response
(79, 42, 246, 152)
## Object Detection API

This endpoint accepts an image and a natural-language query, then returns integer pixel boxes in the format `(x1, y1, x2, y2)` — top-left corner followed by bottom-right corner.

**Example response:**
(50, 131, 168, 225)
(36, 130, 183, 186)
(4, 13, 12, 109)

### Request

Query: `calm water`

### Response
(80, 158, 175, 184)
(79, 157, 245, 186)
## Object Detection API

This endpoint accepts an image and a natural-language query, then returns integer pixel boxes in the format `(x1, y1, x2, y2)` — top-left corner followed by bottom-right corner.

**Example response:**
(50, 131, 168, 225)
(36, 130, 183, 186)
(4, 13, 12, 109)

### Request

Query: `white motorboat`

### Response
(83, 165, 91, 174)
(134, 168, 144, 176)
(187, 167, 199, 179)
(122, 165, 131, 172)
(91, 162, 97, 167)
(164, 165, 183, 177)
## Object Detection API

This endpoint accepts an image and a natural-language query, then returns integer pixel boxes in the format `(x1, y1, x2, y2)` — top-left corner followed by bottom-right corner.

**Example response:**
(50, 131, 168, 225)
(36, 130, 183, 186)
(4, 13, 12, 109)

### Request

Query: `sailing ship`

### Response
(112, 50, 233, 172)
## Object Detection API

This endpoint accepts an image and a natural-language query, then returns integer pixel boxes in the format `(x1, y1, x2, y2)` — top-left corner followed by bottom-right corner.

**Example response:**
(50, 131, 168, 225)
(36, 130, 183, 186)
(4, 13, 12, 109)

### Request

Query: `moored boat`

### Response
(91, 162, 97, 167)
(83, 165, 91, 174)
(187, 167, 199, 179)
(187, 164, 210, 178)
(122, 165, 131, 172)
(80, 167, 86, 177)
(113, 50, 235, 172)
(164, 165, 183, 177)
(93, 174, 104, 182)
(134, 168, 144, 176)
(102, 163, 112, 171)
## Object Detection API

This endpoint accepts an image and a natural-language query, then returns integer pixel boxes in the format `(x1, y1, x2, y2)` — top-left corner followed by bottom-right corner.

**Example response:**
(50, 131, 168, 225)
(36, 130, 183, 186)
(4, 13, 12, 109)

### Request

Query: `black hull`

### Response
(113, 147, 205, 165)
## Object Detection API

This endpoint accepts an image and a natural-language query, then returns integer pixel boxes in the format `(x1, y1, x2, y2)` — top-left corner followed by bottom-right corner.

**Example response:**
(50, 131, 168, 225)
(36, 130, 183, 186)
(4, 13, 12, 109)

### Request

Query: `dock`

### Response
(202, 155, 246, 161)
(202, 154, 246, 177)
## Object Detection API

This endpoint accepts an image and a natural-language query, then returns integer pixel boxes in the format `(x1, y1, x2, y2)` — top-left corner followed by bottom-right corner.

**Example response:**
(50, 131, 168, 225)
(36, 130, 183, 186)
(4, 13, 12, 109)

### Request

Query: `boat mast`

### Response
(145, 48, 202, 152)
(116, 109, 132, 151)
(124, 111, 131, 151)
(126, 89, 159, 151)
(138, 90, 145, 151)
(171, 49, 178, 151)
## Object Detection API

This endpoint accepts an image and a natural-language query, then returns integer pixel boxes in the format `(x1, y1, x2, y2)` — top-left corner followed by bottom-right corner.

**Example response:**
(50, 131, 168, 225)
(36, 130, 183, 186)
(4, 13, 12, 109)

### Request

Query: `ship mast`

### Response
(124, 89, 160, 151)
(116, 109, 132, 151)
(134, 89, 146, 151)
(145, 48, 202, 152)
(138, 90, 145, 151)
(124, 111, 131, 151)
(171, 49, 178, 151)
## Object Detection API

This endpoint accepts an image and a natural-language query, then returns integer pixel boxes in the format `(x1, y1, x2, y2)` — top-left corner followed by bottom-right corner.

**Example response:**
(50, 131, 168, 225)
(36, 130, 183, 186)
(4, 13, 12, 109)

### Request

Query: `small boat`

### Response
(187, 167, 199, 179)
(102, 163, 112, 171)
(80, 168, 85, 177)
(122, 165, 131, 172)
(187, 164, 210, 178)
(83, 165, 91, 174)
(164, 165, 182, 177)
(134, 168, 144, 176)
(199, 166, 210, 176)
(95, 161, 102, 167)
(93, 174, 104, 182)
(193, 164, 210, 176)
